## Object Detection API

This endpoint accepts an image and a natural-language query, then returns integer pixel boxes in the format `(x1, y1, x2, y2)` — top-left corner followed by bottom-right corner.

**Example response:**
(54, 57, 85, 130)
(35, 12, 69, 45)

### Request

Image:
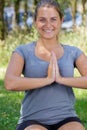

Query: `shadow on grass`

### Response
(0, 79, 87, 130)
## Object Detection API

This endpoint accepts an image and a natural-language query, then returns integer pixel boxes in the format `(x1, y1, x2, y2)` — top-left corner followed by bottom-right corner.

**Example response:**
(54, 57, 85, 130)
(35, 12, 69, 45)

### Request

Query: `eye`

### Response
(51, 18, 57, 22)
(38, 18, 46, 23)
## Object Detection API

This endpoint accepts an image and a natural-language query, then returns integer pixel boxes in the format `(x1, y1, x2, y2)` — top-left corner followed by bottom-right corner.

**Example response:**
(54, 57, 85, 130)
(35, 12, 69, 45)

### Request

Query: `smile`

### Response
(43, 29, 53, 33)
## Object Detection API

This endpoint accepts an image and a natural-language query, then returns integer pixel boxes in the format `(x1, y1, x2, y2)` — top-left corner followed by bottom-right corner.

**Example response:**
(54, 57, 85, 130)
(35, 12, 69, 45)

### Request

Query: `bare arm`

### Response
(4, 52, 55, 91)
(53, 52, 87, 89)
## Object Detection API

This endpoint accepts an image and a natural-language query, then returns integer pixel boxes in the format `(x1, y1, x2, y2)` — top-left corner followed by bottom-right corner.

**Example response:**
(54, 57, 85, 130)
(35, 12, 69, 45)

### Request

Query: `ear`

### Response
(61, 17, 64, 24)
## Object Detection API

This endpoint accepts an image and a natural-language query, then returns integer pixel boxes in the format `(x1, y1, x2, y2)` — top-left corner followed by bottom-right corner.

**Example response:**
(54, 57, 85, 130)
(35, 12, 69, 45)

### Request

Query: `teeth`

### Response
(44, 30, 52, 32)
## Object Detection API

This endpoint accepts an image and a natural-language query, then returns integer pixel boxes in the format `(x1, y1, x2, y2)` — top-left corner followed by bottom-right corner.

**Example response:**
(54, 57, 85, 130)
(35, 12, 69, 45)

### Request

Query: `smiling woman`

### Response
(34, 0, 63, 42)
(4, 0, 87, 130)
(35, 7, 62, 40)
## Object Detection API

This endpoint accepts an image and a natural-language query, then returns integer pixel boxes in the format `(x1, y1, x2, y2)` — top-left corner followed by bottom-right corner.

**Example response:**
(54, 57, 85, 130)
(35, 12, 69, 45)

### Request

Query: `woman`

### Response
(4, 0, 87, 130)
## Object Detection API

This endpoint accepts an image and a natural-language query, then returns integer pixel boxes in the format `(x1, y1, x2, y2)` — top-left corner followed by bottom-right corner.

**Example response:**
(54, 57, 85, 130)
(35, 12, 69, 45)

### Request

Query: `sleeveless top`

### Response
(14, 42, 83, 125)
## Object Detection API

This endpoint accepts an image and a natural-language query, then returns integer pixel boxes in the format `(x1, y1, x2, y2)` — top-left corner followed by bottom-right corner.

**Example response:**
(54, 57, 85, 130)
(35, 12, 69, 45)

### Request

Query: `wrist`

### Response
(56, 76, 62, 84)
(46, 77, 54, 85)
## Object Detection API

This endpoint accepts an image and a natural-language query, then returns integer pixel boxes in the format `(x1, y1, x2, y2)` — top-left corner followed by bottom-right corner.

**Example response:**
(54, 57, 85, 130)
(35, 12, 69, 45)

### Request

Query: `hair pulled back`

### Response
(34, 0, 63, 21)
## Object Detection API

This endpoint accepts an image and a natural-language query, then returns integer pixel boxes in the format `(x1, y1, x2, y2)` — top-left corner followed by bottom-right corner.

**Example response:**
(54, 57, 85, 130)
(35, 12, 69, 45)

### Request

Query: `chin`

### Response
(44, 35, 56, 39)
(44, 37, 55, 40)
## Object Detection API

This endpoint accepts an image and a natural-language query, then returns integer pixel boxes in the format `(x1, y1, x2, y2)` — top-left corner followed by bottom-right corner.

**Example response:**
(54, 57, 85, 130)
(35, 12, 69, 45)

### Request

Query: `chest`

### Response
(23, 52, 75, 78)
(35, 44, 64, 62)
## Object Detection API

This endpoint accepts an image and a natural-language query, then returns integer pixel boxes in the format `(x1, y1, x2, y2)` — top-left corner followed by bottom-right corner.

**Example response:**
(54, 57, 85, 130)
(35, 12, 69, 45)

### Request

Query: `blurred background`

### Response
(0, 0, 87, 130)
(0, 0, 87, 40)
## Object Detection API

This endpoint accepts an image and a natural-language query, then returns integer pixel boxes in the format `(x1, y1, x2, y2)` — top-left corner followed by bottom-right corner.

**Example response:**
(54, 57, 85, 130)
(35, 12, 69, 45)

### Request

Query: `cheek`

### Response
(56, 21, 62, 29)
(35, 23, 43, 30)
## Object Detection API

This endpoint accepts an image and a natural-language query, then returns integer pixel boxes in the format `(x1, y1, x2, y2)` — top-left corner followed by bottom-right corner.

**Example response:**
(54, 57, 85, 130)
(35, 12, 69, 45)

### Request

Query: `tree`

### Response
(82, 0, 87, 25)
(0, 0, 5, 40)
(14, 0, 20, 24)
(70, 0, 77, 28)
(82, 0, 87, 14)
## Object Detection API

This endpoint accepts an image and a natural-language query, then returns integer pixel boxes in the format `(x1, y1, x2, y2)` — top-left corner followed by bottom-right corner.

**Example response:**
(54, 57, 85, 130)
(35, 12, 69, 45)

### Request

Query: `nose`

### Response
(45, 21, 52, 27)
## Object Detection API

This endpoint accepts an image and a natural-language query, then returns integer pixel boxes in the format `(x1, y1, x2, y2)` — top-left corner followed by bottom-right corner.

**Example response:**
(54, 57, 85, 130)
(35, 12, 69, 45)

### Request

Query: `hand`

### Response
(47, 52, 55, 83)
(51, 51, 61, 82)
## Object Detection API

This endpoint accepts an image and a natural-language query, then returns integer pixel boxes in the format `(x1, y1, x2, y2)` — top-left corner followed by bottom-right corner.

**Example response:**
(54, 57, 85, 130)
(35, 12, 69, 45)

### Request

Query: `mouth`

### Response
(43, 29, 54, 33)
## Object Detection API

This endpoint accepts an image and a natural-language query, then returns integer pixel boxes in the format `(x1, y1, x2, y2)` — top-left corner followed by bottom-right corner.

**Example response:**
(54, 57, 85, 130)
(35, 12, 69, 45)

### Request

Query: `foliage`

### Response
(1, 0, 87, 40)
(0, 26, 38, 67)
(57, 0, 71, 11)
(60, 27, 87, 54)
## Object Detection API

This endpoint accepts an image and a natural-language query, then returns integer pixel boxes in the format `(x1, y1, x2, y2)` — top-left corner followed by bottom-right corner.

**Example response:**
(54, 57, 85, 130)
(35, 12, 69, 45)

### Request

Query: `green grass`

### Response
(0, 87, 23, 129)
(74, 89, 87, 129)
(0, 69, 24, 130)
(0, 89, 23, 130)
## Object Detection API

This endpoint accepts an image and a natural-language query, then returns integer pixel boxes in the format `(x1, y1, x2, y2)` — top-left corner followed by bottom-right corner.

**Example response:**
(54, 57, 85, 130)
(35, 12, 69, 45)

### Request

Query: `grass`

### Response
(0, 26, 87, 129)
(0, 69, 24, 130)
(0, 89, 23, 130)
(74, 89, 87, 129)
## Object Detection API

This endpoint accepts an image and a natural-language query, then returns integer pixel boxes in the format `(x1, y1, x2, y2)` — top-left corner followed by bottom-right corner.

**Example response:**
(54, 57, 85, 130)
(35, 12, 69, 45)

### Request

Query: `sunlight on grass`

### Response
(0, 93, 5, 97)
(0, 68, 6, 79)
(74, 89, 87, 98)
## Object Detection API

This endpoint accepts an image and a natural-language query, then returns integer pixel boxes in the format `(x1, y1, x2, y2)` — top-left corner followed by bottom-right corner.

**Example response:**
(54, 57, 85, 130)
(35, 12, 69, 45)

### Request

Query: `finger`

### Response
(49, 55, 53, 69)
(48, 55, 53, 76)
(51, 51, 57, 66)
(51, 52, 56, 80)
(48, 55, 55, 79)
(51, 52, 60, 81)
(53, 60, 56, 80)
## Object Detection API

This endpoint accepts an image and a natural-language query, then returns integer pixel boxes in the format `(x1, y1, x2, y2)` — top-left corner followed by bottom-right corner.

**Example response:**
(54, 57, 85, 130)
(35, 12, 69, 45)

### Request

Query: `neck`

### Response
(38, 38, 59, 51)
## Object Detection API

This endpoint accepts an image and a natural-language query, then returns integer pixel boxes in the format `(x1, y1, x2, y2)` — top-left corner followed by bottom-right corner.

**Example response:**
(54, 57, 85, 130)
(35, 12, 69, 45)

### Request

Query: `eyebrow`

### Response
(37, 16, 58, 19)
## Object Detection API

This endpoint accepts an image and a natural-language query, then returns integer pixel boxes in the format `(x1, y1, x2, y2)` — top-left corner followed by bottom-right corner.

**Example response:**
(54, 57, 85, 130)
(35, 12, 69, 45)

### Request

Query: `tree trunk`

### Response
(15, 0, 21, 24)
(71, 0, 77, 29)
(82, 0, 87, 14)
(0, 0, 5, 40)
(82, 0, 87, 25)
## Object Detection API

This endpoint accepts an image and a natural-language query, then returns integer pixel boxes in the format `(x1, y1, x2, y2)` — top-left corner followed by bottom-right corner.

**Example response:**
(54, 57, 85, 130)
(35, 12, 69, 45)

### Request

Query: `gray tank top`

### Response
(14, 42, 83, 125)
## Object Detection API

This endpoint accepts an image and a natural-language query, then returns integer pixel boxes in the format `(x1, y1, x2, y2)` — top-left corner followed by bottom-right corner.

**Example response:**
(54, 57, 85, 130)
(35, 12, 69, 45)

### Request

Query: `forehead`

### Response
(37, 6, 59, 17)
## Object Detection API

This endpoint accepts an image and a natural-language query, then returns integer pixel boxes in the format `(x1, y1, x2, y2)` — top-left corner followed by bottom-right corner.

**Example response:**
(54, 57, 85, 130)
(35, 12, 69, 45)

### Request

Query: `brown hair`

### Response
(34, 0, 63, 21)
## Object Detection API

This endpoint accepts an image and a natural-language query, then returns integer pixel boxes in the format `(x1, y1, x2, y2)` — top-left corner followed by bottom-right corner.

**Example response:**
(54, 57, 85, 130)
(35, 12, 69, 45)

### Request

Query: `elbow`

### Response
(4, 76, 17, 91)
(5, 81, 13, 91)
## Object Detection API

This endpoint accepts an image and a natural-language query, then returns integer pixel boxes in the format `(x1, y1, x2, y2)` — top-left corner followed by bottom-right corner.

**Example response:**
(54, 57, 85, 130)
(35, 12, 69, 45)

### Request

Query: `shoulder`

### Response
(63, 44, 83, 59)
(15, 41, 36, 51)
(63, 44, 83, 53)
(17, 41, 35, 48)
(63, 44, 80, 50)
(14, 41, 36, 58)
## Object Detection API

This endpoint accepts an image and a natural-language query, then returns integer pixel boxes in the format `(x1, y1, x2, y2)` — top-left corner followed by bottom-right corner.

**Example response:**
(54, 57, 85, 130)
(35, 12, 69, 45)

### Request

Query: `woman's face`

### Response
(35, 6, 63, 40)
